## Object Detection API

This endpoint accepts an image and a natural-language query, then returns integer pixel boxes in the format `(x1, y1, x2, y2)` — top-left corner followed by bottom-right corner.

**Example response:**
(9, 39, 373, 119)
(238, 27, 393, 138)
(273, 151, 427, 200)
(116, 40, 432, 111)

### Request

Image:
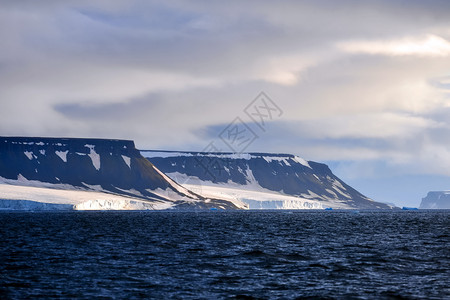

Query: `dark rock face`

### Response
(142, 151, 392, 209)
(0, 137, 240, 209)
(420, 191, 450, 209)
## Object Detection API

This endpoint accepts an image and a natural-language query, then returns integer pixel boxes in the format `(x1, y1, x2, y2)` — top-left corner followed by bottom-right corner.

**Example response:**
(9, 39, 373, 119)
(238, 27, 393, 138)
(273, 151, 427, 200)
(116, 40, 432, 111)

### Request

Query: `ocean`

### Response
(0, 210, 448, 299)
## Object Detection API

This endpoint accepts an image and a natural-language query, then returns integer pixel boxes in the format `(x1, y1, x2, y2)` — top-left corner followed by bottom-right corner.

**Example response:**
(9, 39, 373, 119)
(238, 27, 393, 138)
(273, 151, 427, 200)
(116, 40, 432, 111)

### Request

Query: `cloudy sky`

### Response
(1, 0, 450, 206)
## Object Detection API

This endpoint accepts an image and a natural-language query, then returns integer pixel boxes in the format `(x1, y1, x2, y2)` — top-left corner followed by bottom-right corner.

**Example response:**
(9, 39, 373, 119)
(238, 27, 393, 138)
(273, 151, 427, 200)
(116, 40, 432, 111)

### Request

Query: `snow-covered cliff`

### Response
(420, 191, 450, 209)
(0, 137, 245, 210)
(142, 151, 392, 209)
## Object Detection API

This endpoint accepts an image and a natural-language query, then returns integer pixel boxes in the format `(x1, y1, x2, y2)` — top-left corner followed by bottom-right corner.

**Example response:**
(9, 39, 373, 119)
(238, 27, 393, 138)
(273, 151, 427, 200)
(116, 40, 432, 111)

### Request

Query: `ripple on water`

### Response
(0, 210, 449, 299)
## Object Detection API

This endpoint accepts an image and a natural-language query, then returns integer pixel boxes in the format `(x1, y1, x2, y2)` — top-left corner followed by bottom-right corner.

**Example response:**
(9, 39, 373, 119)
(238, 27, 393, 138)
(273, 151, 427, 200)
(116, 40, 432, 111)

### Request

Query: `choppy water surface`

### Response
(0, 210, 449, 299)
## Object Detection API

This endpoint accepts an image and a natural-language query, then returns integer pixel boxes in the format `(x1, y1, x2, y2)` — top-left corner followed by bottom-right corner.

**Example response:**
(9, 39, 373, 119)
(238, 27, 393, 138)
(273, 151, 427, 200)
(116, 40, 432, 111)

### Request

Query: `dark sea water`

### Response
(0, 210, 449, 299)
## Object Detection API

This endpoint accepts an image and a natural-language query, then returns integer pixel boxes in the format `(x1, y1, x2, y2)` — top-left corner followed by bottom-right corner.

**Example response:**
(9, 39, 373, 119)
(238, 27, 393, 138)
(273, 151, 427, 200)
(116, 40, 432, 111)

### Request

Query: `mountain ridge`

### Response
(0, 137, 244, 210)
(142, 150, 393, 209)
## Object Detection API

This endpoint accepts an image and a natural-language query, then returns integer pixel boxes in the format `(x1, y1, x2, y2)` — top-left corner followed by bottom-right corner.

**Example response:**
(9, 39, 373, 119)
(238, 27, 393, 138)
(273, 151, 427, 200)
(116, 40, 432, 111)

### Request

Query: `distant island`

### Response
(420, 191, 450, 209)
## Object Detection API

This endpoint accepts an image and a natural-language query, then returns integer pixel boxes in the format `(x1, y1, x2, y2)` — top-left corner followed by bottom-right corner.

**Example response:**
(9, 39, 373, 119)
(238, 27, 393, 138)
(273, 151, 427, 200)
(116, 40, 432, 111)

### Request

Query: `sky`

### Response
(1, 0, 450, 207)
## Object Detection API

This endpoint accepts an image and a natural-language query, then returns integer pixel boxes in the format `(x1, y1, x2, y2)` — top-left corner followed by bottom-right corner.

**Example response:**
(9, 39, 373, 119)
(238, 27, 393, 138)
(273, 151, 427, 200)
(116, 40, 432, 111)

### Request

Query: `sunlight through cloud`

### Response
(338, 35, 450, 57)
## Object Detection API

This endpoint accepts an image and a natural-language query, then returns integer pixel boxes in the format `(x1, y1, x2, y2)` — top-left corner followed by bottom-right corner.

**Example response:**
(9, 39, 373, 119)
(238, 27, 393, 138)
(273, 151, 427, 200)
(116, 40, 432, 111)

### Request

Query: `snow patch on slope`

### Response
(166, 172, 350, 209)
(182, 183, 321, 209)
(81, 183, 103, 191)
(55, 150, 68, 162)
(331, 179, 358, 200)
(151, 165, 199, 199)
(114, 187, 145, 197)
(262, 156, 301, 167)
(13, 174, 79, 190)
(293, 156, 311, 169)
(150, 187, 196, 203)
(85, 144, 101, 171)
(24, 151, 34, 160)
(121, 155, 131, 168)
(141, 151, 194, 158)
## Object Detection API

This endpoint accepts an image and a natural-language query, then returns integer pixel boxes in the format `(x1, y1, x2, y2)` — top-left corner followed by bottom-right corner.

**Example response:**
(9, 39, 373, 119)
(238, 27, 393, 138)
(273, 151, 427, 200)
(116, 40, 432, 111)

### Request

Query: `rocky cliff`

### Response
(420, 191, 450, 209)
(142, 151, 392, 209)
(0, 137, 244, 209)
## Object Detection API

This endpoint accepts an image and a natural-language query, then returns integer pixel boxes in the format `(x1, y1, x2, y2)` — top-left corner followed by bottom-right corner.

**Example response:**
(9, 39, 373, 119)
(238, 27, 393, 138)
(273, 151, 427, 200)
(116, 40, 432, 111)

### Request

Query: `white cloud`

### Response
(296, 112, 443, 140)
(337, 35, 450, 57)
(255, 53, 318, 86)
(1, 0, 450, 185)
(0, 62, 221, 106)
